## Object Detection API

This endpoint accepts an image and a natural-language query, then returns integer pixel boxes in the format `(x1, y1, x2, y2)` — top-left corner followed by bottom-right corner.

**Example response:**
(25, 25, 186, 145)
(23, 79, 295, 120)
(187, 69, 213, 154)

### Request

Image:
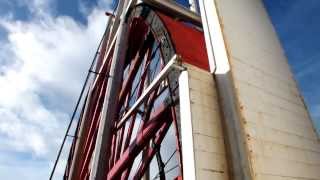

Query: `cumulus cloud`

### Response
(0, 1, 109, 179)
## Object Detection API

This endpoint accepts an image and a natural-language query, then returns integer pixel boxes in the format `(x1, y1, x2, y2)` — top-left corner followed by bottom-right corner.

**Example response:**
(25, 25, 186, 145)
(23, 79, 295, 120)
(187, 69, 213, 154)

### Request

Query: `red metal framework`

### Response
(63, 4, 209, 180)
(104, 16, 183, 179)
(64, 7, 182, 180)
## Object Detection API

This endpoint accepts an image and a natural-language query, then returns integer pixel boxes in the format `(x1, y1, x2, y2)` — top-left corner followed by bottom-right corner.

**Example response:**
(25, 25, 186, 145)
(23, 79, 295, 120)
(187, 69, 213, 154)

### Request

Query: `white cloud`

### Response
(0, 2, 109, 180)
(79, 0, 114, 17)
(15, 0, 53, 16)
(97, 0, 115, 10)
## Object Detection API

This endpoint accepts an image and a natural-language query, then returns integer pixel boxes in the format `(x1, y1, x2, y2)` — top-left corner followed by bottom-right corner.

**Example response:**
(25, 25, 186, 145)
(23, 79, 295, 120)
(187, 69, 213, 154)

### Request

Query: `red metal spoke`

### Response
(79, 79, 108, 179)
(118, 33, 154, 106)
(133, 118, 173, 180)
(64, 94, 88, 179)
(112, 55, 150, 168)
(94, 31, 110, 73)
(114, 125, 125, 163)
(120, 163, 133, 180)
(137, 86, 160, 133)
(118, 54, 143, 105)
(107, 105, 171, 180)
(120, 45, 153, 152)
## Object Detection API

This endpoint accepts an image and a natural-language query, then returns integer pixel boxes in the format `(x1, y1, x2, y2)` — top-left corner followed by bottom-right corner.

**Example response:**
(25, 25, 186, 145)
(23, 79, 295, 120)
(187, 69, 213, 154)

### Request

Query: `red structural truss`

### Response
(63, 4, 208, 180)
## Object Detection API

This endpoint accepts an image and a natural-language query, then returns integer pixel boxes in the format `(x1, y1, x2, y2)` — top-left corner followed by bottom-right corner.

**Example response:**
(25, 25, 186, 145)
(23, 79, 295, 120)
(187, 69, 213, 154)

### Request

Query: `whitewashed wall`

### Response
(179, 63, 229, 180)
(214, 0, 320, 179)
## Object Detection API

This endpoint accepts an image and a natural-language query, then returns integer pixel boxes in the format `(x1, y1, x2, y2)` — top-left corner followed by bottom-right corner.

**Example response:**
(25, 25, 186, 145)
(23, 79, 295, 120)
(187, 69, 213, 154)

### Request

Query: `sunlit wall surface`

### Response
(174, 0, 319, 134)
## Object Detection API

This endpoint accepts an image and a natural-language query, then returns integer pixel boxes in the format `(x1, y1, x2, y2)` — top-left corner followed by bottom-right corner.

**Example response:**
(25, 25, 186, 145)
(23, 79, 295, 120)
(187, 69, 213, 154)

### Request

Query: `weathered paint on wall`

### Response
(214, 0, 320, 179)
(179, 63, 229, 180)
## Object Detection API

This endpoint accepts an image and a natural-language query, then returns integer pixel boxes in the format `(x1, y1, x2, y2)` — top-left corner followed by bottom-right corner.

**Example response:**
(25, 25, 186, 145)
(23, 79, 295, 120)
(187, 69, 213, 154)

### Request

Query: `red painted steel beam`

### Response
(79, 80, 107, 179)
(107, 105, 171, 180)
(114, 93, 131, 165)
(133, 118, 173, 180)
(121, 58, 150, 151)
(137, 87, 159, 134)
(108, 28, 152, 174)
(109, 132, 117, 170)
(80, 120, 99, 179)
(116, 49, 156, 130)
(118, 32, 155, 105)
(66, 85, 102, 180)
(118, 54, 142, 105)
(64, 25, 114, 179)
(115, 127, 125, 164)
(92, 45, 114, 88)
(120, 164, 133, 180)
(95, 29, 110, 72)
(120, 49, 153, 179)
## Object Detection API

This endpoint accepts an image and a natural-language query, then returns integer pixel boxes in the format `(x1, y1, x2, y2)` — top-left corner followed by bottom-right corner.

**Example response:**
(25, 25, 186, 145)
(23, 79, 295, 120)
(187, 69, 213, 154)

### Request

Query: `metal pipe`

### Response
(142, 0, 202, 26)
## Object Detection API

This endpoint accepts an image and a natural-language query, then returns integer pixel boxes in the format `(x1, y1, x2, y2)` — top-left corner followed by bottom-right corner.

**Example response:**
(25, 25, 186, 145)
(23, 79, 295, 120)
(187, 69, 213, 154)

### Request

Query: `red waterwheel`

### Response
(105, 10, 183, 180)
(64, 5, 184, 180)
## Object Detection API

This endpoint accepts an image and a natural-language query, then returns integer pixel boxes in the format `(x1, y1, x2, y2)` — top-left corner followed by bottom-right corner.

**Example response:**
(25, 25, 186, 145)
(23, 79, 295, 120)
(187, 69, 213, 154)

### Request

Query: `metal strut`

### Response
(89, 3, 130, 180)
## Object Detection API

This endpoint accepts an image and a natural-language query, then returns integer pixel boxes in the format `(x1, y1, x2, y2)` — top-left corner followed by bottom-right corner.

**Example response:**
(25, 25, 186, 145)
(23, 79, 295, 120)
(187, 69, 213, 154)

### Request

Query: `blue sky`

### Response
(0, 0, 319, 179)
(263, 0, 320, 133)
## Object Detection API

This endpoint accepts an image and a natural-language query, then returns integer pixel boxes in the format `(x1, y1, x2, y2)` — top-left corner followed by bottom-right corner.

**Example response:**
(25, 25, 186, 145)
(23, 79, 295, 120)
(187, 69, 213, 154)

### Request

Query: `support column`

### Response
(179, 70, 196, 180)
(206, 0, 320, 180)
(198, 1, 253, 180)
(89, 8, 130, 180)
(199, 0, 252, 180)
